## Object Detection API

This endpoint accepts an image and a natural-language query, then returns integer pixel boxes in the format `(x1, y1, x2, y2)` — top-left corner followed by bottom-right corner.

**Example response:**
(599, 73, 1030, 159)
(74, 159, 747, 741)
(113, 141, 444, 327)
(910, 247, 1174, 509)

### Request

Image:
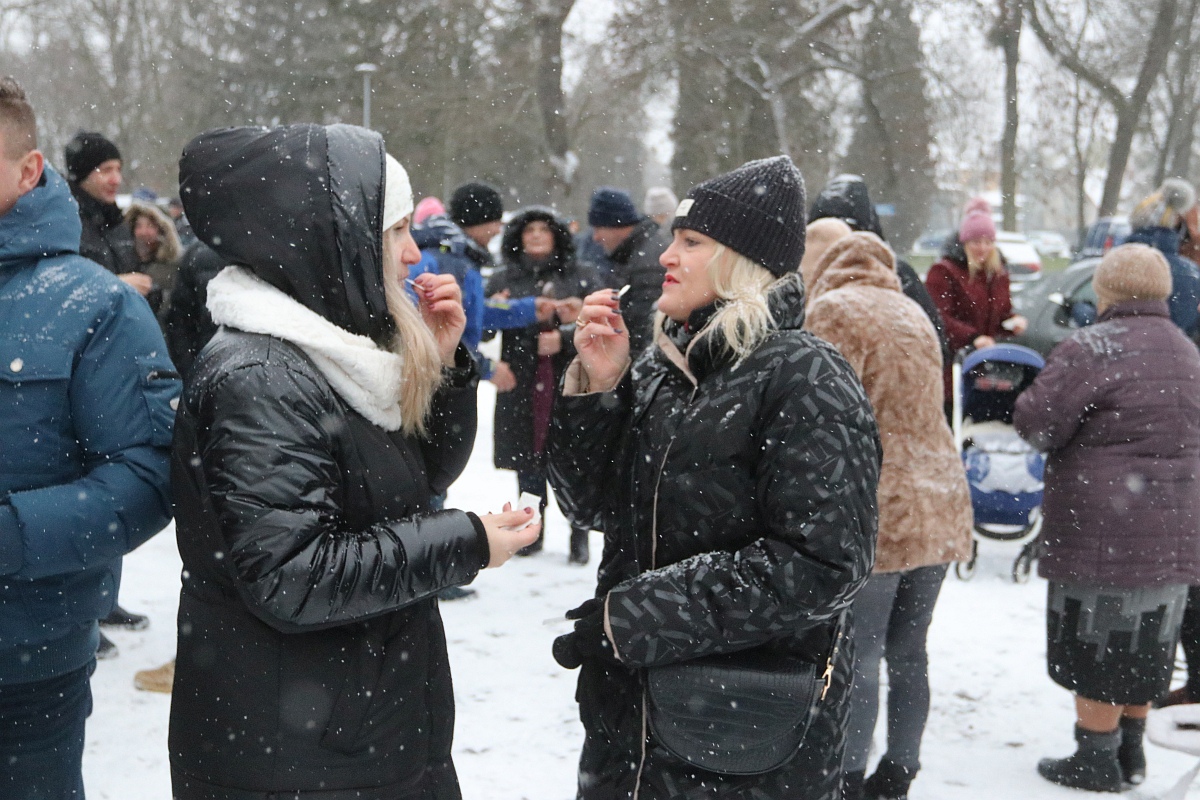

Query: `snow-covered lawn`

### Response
(83, 384, 1200, 799)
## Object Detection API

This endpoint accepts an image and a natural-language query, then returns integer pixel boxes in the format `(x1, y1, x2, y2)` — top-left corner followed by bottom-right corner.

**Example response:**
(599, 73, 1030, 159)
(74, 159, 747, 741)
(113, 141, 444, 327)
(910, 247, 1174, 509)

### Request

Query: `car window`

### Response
(1068, 271, 1097, 307)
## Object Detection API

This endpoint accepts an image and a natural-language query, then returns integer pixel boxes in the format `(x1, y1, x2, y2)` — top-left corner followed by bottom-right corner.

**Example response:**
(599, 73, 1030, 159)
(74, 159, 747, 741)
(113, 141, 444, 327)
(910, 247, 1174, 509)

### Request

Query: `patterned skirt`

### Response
(1046, 582, 1187, 705)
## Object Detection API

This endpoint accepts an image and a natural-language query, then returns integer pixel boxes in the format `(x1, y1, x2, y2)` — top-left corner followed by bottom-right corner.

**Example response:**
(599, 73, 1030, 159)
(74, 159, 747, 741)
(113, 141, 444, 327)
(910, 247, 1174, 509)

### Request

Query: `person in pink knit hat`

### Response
(924, 197, 1027, 406)
(413, 195, 445, 225)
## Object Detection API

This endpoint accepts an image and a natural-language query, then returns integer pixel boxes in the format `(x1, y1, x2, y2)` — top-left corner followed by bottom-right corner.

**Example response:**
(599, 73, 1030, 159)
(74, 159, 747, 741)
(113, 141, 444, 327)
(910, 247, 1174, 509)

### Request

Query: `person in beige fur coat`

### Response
(804, 231, 972, 800)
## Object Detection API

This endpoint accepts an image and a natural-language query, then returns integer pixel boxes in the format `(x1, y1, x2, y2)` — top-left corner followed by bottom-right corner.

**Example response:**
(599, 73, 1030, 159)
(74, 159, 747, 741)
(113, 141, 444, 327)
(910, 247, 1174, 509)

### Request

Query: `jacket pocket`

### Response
(135, 355, 180, 447)
(0, 340, 74, 444)
(0, 340, 73, 383)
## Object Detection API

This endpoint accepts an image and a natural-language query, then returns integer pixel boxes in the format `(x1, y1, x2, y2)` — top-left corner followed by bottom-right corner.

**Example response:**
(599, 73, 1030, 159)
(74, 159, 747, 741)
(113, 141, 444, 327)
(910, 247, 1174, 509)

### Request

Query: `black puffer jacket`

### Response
(486, 208, 599, 473)
(548, 278, 881, 800)
(163, 240, 224, 381)
(607, 217, 669, 355)
(170, 124, 485, 800)
(71, 184, 137, 275)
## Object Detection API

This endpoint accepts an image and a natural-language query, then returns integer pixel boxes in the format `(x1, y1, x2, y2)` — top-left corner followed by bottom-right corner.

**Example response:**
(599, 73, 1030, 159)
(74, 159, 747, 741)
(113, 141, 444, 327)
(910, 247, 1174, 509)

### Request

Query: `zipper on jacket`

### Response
(633, 383, 699, 800)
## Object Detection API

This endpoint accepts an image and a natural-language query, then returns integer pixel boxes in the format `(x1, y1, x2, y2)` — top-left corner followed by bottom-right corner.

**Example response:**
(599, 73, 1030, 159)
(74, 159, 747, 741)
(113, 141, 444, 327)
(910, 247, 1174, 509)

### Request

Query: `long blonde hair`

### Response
(967, 244, 1004, 281)
(381, 246, 444, 437)
(656, 244, 799, 361)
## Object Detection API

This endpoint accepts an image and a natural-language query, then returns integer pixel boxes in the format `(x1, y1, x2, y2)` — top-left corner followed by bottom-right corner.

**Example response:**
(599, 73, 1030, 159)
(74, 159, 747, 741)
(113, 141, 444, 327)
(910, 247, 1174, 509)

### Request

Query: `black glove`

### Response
(552, 597, 619, 669)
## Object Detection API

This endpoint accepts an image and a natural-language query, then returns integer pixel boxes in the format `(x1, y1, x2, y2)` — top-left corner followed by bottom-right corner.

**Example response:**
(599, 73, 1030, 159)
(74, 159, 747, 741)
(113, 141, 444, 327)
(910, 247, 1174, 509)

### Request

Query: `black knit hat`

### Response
(64, 131, 121, 184)
(449, 182, 504, 227)
(672, 155, 806, 277)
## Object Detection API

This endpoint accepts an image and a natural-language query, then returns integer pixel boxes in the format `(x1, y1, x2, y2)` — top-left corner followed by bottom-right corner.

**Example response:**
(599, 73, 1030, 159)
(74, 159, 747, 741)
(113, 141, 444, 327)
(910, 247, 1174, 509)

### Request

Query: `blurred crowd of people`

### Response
(5, 70, 1200, 800)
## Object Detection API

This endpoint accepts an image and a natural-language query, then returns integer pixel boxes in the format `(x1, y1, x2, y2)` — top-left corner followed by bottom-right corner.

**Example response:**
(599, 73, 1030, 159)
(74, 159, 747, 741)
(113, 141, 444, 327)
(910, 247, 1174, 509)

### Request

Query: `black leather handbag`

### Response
(646, 615, 846, 776)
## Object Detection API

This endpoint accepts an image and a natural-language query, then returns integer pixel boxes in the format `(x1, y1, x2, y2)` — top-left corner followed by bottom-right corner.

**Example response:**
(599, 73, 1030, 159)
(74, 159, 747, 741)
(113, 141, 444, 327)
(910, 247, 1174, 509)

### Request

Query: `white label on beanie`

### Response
(675, 199, 694, 217)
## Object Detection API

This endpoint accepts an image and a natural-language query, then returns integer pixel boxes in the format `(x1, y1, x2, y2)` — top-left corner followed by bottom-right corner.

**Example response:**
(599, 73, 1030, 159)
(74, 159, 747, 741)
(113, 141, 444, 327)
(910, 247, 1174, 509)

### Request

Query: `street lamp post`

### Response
(354, 63, 378, 129)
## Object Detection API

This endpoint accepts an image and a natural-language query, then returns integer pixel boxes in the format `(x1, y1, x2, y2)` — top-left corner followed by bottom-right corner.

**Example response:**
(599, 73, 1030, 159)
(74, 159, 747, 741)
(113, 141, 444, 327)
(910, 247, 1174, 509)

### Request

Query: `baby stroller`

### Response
(952, 344, 1046, 582)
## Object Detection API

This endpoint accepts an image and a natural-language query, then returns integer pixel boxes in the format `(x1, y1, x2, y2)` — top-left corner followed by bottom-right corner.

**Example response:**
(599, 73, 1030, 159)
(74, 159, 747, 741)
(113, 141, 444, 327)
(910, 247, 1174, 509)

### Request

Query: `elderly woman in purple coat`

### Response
(1014, 243, 1200, 793)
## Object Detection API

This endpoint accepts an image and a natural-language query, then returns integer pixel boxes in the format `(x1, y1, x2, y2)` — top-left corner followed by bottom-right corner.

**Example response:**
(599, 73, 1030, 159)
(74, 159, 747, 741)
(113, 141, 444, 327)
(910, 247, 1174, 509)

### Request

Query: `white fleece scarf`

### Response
(206, 265, 406, 431)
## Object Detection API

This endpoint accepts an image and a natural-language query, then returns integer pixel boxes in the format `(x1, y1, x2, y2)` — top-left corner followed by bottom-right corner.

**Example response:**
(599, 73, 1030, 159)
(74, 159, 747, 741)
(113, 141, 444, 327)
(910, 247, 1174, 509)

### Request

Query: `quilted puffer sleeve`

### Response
(547, 359, 634, 533)
(605, 342, 881, 667)
(198, 361, 485, 633)
(1013, 336, 1092, 453)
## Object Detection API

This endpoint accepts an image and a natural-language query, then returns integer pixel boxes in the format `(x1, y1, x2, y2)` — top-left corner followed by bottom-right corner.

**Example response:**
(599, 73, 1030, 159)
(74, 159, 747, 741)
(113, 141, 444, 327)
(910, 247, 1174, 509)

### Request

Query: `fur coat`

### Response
(805, 233, 972, 573)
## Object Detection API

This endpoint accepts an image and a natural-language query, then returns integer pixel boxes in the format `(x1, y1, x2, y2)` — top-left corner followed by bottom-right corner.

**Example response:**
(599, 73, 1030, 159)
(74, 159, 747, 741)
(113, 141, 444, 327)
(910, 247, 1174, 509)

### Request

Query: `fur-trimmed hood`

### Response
(499, 206, 575, 268)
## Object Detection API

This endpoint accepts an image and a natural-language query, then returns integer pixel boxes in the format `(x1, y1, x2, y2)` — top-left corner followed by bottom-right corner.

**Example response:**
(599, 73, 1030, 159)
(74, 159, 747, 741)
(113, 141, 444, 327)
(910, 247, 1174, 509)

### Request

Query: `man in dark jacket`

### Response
(0, 77, 178, 799)
(63, 132, 143, 282)
(1126, 178, 1200, 339)
(809, 174, 951, 364)
(587, 187, 668, 355)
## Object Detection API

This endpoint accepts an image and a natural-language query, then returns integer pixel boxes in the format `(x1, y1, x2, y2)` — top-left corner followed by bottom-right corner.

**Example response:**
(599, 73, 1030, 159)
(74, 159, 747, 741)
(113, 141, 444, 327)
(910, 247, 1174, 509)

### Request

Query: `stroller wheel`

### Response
(1012, 552, 1033, 583)
(1012, 537, 1040, 584)
(955, 540, 979, 581)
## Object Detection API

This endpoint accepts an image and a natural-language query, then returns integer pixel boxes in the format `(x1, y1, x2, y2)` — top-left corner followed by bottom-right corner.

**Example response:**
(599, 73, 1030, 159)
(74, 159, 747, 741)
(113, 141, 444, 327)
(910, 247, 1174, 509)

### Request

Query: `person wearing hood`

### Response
(62, 131, 144, 288)
(1014, 244, 1200, 793)
(925, 198, 1027, 404)
(547, 156, 880, 799)
(125, 200, 183, 316)
(168, 124, 540, 800)
(0, 77, 178, 799)
(1125, 178, 1200, 339)
(486, 207, 598, 564)
(411, 183, 560, 392)
(808, 174, 950, 365)
(803, 232, 972, 800)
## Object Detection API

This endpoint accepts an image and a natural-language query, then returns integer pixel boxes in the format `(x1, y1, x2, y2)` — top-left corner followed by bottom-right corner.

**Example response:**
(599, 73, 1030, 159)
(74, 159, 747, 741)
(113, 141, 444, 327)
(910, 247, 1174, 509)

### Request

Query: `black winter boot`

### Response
(568, 527, 590, 565)
(1118, 716, 1147, 786)
(1036, 725, 1122, 793)
(841, 770, 865, 800)
(863, 759, 916, 800)
(101, 603, 149, 631)
(96, 631, 118, 659)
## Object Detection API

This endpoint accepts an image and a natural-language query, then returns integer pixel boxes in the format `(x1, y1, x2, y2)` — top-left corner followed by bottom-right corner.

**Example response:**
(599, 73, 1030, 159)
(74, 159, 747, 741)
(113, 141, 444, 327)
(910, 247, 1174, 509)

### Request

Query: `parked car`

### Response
(1009, 258, 1100, 355)
(1027, 230, 1072, 259)
(996, 231, 1042, 290)
(1076, 216, 1130, 259)
(911, 229, 951, 258)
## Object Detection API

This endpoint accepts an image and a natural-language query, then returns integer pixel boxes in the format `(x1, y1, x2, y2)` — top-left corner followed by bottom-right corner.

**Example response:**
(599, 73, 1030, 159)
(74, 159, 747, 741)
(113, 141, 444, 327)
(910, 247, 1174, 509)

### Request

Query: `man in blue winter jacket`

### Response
(0, 77, 179, 798)
(411, 182, 559, 391)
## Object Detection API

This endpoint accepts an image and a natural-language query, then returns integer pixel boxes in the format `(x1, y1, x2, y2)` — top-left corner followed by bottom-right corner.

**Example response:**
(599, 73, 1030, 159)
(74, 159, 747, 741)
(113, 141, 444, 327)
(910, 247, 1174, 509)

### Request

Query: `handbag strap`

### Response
(819, 610, 848, 702)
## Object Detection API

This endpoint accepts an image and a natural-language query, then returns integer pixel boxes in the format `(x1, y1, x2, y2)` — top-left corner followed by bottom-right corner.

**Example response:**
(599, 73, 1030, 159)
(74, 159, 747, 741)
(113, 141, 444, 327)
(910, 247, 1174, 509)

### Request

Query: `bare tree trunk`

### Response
(768, 93, 793, 158)
(1072, 77, 1101, 241)
(1096, 0, 1178, 214)
(1167, 0, 1200, 180)
(993, 0, 1022, 231)
(533, 0, 576, 201)
(1029, 0, 1179, 216)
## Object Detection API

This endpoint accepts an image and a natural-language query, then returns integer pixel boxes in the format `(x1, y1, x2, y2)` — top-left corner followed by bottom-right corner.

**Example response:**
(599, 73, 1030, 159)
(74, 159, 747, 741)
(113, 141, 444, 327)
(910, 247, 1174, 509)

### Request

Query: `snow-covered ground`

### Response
(84, 383, 1200, 799)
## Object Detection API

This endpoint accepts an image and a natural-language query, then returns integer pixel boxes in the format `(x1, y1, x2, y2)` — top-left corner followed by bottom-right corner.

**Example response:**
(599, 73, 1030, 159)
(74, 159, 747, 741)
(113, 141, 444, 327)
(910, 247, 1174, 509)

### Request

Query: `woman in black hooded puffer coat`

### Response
(548, 156, 881, 799)
(168, 124, 538, 800)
